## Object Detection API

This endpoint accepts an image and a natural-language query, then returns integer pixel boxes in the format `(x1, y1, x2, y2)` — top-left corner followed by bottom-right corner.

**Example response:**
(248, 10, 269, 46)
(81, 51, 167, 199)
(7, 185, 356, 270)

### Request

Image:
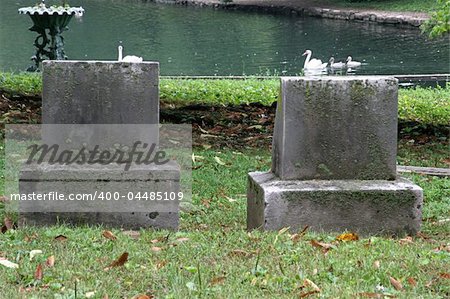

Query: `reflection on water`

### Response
(0, 0, 449, 75)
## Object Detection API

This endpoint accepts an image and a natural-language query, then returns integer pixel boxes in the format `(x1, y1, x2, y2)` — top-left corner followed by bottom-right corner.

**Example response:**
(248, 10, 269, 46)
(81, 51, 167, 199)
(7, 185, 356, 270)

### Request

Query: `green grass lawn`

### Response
(0, 143, 449, 298)
(0, 73, 449, 297)
(324, 0, 437, 13)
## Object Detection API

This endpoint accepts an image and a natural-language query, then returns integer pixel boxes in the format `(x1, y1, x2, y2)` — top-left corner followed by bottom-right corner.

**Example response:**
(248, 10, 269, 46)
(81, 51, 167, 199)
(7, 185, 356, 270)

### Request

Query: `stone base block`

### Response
(247, 172, 423, 235)
(18, 161, 181, 230)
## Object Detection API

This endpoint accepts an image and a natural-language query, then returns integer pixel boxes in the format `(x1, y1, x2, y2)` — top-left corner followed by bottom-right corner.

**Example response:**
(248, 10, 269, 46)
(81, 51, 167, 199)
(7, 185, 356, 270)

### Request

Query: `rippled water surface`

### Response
(1, 0, 449, 75)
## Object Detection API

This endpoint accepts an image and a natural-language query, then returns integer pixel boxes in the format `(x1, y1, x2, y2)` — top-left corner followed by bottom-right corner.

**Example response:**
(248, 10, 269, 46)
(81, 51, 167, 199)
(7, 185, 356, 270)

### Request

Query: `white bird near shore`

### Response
(302, 50, 327, 70)
(346, 56, 361, 67)
(328, 57, 346, 69)
(118, 44, 143, 62)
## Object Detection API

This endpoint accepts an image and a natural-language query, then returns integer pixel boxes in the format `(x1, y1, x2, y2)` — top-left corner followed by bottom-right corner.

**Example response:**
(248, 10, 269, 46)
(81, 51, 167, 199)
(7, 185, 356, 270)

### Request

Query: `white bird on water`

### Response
(346, 56, 361, 68)
(118, 44, 143, 63)
(328, 57, 346, 69)
(302, 50, 327, 70)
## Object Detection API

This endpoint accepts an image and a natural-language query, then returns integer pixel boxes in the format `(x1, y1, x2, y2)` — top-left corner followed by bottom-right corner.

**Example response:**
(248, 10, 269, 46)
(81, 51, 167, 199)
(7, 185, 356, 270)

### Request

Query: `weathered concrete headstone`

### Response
(19, 61, 181, 229)
(247, 76, 423, 235)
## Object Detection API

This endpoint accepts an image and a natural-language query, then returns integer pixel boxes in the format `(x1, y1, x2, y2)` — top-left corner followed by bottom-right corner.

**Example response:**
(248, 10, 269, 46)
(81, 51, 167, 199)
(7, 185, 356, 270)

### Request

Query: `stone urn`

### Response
(18, 1, 84, 71)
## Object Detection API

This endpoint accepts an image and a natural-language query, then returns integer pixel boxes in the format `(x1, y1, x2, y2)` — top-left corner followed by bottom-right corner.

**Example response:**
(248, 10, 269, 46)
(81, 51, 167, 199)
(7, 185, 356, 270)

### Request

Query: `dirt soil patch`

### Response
(0, 92, 447, 150)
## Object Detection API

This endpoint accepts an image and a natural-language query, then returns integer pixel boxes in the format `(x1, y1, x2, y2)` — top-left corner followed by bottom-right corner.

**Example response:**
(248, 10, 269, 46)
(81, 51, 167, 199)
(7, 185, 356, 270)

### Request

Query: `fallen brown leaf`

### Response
(433, 244, 450, 253)
(407, 277, 417, 287)
(0, 196, 7, 202)
(102, 230, 117, 241)
(133, 295, 153, 299)
(4, 217, 14, 230)
(399, 236, 413, 245)
(303, 278, 321, 292)
(299, 290, 320, 298)
(46, 255, 55, 267)
(389, 276, 403, 290)
(356, 293, 396, 298)
(104, 252, 128, 270)
(54, 235, 68, 242)
(442, 158, 450, 166)
(439, 273, 450, 279)
(228, 249, 251, 257)
(156, 260, 167, 270)
(336, 232, 359, 241)
(102, 294, 109, 299)
(176, 237, 189, 243)
(210, 276, 226, 285)
(373, 260, 380, 269)
(0, 258, 19, 269)
(310, 240, 334, 250)
(151, 246, 162, 252)
(122, 230, 140, 239)
(34, 264, 43, 280)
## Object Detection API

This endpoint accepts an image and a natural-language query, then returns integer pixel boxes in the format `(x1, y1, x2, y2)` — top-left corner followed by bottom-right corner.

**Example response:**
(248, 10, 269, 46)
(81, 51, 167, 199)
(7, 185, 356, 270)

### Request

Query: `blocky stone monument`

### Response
(247, 76, 423, 235)
(19, 61, 181, 229)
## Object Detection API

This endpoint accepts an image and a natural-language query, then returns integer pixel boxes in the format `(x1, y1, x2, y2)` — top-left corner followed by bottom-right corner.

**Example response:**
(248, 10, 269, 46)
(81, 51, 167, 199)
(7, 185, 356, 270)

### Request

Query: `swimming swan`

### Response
(302, 50, 327, 70)
(118, 45, 143, 63)
(328, 57, 346, 69)
(346, 56, 361, 68)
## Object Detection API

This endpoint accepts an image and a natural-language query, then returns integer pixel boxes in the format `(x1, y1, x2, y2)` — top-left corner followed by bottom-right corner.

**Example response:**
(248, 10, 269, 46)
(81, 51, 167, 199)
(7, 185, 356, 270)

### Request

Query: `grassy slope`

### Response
(1, 73, 450, 126)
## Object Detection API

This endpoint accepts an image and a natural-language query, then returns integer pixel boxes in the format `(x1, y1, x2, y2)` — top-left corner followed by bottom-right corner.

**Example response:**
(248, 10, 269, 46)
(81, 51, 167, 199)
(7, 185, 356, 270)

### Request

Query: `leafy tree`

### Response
(422, 0, 450, 38)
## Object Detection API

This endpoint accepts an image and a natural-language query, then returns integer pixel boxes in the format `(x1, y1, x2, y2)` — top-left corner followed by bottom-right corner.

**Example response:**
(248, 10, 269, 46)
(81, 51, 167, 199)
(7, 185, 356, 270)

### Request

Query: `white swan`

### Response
(328, 57, 346, 69)
(302, 50, 327, 70)
(118, 45, 143, 63)
(346, 56, 361, 68)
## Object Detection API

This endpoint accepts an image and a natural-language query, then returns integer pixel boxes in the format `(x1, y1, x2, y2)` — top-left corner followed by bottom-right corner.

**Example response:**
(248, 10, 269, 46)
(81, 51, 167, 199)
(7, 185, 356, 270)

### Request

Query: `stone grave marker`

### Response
(247, 76, 423, 235)
(18, 61, 181, 229)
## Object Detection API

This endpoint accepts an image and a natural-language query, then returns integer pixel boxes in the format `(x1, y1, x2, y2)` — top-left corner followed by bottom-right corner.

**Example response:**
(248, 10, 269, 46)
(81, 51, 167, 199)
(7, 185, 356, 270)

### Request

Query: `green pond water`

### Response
(1, 0, 449, 75)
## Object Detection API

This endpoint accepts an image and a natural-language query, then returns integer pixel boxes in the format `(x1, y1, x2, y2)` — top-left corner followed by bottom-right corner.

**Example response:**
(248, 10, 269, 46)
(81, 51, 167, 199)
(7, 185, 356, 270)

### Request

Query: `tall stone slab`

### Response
(19, 61, 181, 230)
(248, 76, 423, 235)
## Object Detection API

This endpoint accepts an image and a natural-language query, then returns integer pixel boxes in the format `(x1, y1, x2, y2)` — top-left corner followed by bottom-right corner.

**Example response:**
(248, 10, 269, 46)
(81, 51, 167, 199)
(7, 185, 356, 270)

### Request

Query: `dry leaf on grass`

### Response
(214, 156, 227, 166)
(210, 276, 226, 285)
(46, 255, 55, 267)
(228, 249, 251, 257)
(299, 290, 320, 298)
(0, 258, 19, 269)
(0, 196, 8, 202)
(54, 235, 68, 242)
(30, 250, 43, 261)
(156, 260, 167, 270)
(336, 232, 359, 241)
(407, 277, 417, 287)
(133, 295, 153, 299)
(389, 276, 403, 290)
(34, 264, 43, 280)
(102, 230, 117, 241)
(304, 278, 321, 292)
(373, 260, 380, 269)
(356, 293, 396, 298)
(122, 230, 140, 239)
(151, 247, 162, 252)
(4, 217, 14, 230)
(433, 245, 450, 253)
(176, 237, 189, 243)
(310, 240, 334, 250)
(104, 252, 128, 271)
(399, 236, 413, 245)
(439, 273, 450, 279)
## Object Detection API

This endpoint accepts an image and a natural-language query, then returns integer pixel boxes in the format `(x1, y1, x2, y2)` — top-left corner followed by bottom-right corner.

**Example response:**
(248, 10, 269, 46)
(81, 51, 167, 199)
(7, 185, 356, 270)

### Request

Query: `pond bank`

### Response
(159, 0, 429, 27)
